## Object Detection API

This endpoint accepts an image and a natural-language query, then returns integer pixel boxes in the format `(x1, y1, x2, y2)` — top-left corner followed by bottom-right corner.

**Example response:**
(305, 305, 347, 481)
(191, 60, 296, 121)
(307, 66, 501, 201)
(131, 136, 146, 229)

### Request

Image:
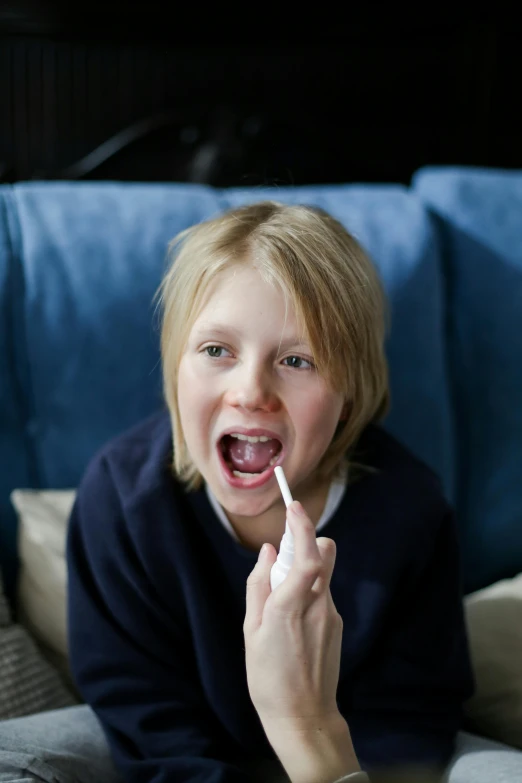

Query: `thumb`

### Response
(244, 543, 277, 633)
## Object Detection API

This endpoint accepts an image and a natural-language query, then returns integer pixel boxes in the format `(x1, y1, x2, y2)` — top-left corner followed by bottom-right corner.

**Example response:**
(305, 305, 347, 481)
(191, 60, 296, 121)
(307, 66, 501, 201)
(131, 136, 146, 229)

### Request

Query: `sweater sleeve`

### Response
(66, 454, 253, 783)
(345, 506, 475, 779)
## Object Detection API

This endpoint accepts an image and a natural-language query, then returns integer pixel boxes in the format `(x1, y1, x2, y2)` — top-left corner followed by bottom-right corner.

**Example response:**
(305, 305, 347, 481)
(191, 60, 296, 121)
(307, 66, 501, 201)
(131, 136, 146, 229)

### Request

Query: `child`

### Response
(3, 202, 474, 782)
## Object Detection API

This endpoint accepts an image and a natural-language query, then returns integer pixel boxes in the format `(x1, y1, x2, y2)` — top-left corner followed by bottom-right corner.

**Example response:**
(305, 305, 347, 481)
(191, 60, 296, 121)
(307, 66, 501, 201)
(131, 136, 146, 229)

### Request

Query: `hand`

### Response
(244, 500, 343, 728)
(244, 500, 359, 782)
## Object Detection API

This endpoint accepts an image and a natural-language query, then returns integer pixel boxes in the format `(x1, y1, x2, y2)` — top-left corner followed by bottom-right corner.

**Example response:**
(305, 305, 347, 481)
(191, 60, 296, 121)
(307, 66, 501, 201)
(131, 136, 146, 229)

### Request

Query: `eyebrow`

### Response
(194, 323, 310, 350)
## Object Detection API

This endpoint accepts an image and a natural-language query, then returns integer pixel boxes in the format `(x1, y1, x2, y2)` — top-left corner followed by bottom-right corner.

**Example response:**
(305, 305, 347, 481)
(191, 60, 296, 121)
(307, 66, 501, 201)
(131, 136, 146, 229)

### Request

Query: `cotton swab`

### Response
(270, 466, 295, 590)
(274, 465, 293, 509)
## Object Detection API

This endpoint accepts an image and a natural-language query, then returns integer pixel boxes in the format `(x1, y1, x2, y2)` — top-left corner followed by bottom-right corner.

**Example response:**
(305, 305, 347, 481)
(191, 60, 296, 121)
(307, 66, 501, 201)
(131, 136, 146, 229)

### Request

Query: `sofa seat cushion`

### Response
(463, 572, 522, 750)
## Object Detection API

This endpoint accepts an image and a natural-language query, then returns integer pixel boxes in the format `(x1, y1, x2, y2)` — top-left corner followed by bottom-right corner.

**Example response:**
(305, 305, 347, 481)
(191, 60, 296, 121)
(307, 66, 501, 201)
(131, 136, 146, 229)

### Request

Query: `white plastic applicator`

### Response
(270, 466, 296, 591)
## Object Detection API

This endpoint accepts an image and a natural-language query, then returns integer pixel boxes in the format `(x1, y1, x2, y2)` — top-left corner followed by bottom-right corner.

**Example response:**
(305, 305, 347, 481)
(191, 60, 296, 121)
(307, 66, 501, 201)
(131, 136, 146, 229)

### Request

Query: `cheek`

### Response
(177, 360, 213, 427)
(176, 362, 190, 414)
(301, 392, 343, 441)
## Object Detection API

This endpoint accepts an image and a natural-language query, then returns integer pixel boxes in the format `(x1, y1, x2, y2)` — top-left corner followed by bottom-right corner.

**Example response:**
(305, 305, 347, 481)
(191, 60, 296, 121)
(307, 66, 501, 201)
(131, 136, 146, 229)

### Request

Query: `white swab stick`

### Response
(274, 466, 293, 508)
(271, 465, 295, 589)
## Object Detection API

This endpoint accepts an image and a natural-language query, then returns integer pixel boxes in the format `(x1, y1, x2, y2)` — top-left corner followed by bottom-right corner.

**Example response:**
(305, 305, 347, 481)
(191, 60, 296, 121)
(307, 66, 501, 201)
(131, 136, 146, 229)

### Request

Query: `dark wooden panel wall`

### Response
(0, 17, 520, 186)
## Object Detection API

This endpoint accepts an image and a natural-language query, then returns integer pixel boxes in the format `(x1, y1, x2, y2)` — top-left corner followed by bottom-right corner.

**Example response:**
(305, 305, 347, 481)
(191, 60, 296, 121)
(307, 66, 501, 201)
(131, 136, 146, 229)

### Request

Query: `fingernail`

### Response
(258, 543, 268, 562)
(291, 501, 305, 516)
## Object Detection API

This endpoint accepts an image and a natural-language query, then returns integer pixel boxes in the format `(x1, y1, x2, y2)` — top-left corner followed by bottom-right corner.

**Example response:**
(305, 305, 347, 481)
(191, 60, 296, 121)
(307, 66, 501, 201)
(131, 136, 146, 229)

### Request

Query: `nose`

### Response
(224, 362, 281, 413)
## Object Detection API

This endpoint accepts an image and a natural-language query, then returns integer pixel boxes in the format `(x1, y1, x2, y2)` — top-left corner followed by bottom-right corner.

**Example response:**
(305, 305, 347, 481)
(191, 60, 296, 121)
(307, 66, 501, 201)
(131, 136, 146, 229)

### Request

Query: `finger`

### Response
(316, 537, 336, 580)
(286, 501, 323, 568)
(311, 537, 337, 595)
(244, 543, 277, 633)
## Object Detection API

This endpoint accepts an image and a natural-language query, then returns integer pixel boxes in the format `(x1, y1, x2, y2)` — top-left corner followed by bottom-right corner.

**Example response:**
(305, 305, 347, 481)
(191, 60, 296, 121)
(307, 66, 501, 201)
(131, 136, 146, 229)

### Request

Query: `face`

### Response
(177, 264, 346, 520)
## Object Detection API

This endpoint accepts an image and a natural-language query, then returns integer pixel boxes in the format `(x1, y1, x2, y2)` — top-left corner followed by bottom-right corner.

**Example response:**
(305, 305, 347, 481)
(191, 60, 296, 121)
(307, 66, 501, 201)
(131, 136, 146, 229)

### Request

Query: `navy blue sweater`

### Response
(67, 410, 474, 782)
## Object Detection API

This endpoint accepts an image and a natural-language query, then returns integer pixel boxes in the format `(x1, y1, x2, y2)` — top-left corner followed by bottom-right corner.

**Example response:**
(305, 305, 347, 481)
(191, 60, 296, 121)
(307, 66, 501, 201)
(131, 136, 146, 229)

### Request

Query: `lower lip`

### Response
(217, 443, 284, 490)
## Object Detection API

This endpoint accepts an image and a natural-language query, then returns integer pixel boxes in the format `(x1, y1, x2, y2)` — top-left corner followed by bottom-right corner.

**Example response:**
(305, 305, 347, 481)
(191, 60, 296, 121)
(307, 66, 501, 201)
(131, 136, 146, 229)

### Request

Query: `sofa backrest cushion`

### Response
(223, 186, 454, 497)
(414, 167, 522, 592)
(0, 183, 222, 597)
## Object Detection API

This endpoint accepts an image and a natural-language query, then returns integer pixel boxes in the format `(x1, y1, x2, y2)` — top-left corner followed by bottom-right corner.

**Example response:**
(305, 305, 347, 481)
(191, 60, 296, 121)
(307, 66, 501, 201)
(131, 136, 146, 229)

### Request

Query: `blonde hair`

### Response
(158, 201, 389, 491)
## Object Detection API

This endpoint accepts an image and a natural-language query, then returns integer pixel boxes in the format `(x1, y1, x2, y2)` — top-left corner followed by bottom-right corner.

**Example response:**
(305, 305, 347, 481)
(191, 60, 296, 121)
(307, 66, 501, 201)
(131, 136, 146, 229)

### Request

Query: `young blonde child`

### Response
(0, 202, 474, 783)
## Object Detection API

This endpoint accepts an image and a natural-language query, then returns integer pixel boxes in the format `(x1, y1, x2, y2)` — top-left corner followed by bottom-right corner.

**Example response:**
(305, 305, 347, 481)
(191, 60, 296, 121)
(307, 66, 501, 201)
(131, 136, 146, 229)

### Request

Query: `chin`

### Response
(224, 495, 276, 517)
(213, 485, 280, 519)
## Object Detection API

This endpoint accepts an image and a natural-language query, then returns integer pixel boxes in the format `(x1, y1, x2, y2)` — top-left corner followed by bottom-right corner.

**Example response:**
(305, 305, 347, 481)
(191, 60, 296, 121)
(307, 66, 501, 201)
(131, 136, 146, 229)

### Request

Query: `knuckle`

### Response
(299, 558, 322, 580)
(317, 536, 336, 552)
(324, 538, 337, 556)
(317, 537, 337, 560)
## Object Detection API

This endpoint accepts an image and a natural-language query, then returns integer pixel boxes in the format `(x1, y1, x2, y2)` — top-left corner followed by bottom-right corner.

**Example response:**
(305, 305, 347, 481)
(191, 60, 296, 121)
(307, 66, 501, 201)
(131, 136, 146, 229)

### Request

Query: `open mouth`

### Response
(218, 434, 283, 480)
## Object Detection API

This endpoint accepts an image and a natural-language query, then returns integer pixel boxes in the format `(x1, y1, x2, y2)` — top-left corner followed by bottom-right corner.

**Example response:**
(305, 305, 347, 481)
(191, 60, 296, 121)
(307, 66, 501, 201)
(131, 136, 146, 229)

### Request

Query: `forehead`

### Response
(190, 264, 308, 340)
(205, 263, 272, 293)
(197, 264, 280, 314)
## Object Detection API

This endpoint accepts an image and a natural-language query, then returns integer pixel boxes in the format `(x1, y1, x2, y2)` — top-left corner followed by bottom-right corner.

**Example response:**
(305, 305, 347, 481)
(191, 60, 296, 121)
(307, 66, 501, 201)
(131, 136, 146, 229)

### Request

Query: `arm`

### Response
(67, 455, 252, 783)
(262, 712, 360, 783)
(344, 506, 474, 780)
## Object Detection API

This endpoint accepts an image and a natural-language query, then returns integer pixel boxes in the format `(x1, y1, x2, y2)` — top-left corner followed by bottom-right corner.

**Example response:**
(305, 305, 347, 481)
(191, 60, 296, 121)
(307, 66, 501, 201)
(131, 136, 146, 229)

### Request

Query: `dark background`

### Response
(1, 5, 520, 186)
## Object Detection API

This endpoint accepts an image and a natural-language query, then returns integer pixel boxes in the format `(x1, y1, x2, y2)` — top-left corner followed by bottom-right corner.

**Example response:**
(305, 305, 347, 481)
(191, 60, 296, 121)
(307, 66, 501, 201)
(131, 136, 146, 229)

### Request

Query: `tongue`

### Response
(224, 436, 281, 473)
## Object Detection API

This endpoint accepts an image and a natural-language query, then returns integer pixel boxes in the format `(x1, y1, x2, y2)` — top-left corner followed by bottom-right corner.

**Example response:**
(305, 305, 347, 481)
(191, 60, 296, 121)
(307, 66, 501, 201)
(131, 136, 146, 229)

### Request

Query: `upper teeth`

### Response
(229, 433, 271, 443)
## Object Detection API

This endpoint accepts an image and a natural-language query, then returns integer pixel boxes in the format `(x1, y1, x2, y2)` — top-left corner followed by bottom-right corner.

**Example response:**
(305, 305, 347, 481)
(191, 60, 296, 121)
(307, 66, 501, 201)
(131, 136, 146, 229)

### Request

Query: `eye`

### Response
(283, 355, 315, 370)
(204, 345, 230, 359)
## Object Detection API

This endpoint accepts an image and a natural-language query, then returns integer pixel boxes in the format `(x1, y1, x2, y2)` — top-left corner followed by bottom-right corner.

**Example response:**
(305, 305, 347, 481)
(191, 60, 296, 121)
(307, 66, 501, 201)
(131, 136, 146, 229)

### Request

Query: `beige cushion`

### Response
(463, 572, 522, 749)
(10, 489, 76, 680)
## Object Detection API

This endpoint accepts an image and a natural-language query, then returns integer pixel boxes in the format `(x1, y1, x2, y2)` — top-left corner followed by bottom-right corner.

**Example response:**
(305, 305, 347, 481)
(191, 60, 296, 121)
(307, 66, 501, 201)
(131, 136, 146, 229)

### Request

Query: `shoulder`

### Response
(67, 411, 193, 629)
(350, 423, 452, 547)
(68, 409, 188, 578)
(73, 408, 180, 537)
(354, 424, 443, 494)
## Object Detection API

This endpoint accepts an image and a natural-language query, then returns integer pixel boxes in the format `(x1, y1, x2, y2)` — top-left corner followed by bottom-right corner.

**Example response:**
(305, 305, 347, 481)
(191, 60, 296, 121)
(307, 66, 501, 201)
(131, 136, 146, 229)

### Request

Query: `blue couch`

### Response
(2, 168, 522, 777)
(2, 168, 522, 604)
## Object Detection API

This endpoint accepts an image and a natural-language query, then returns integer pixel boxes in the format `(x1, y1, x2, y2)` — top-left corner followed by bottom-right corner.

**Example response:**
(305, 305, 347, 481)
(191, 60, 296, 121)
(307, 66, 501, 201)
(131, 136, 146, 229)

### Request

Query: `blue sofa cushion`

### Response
(5, 183, 222, 490)
(223, 186, 455, 500)
(0, 183, 222, 595)
(413, 167, 522, 592)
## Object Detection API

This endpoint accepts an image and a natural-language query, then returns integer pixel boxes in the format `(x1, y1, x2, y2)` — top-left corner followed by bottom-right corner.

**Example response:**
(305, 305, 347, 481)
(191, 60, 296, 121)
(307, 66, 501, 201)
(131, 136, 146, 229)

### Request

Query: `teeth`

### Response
(230, 433, 272, 443)
(232, 455, 279, 478)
